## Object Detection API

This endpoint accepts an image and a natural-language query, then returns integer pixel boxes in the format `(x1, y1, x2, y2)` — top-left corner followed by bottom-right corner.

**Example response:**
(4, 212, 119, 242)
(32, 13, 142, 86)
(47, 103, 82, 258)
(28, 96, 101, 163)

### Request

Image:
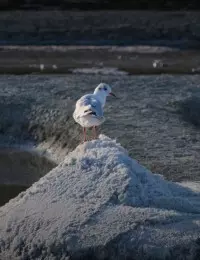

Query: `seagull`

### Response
(73, 83, 116, 142)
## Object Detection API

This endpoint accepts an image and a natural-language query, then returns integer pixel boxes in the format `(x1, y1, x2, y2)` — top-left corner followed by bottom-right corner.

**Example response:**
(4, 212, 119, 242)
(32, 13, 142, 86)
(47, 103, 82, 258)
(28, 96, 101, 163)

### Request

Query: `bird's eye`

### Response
(104, 87, 107, 91)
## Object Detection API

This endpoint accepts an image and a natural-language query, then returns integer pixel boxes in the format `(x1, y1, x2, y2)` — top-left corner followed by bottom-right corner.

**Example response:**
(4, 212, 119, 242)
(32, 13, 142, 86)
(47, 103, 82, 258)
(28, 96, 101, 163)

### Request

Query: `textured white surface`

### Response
(1, 135, 200, 259)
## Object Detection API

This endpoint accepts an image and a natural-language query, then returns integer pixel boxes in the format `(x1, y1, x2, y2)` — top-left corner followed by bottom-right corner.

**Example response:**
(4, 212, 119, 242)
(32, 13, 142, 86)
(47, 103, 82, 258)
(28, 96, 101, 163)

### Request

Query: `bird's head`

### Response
(94, 83, 116, 106)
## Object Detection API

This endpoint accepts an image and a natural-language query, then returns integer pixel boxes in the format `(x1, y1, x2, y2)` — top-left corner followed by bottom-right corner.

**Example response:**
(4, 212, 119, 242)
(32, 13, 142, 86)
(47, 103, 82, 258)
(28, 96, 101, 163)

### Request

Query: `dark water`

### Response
(0, 184, 28, 207)
(0, 148, 57, 207)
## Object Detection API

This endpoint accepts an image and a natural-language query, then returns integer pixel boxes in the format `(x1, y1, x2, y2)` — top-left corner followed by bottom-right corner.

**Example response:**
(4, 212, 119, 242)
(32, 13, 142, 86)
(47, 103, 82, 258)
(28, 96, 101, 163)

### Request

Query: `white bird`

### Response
(73, 83, 116, 142)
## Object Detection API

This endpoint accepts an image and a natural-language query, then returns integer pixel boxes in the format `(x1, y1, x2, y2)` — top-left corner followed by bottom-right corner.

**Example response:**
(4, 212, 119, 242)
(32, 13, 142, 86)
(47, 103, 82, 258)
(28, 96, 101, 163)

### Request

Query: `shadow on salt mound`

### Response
(64, 134, 200, 214)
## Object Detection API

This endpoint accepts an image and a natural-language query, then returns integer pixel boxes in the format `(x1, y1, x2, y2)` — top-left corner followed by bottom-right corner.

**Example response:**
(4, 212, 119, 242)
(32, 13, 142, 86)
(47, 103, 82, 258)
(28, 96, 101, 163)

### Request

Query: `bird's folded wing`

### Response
(76, 95, 96, 107)
(75, 95, 103, 118)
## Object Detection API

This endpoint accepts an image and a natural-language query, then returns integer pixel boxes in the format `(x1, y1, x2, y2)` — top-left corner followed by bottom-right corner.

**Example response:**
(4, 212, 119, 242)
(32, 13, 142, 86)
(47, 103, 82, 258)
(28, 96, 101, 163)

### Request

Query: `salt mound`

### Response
(63, 135, 200, 213)
(0, 135, 200, 260)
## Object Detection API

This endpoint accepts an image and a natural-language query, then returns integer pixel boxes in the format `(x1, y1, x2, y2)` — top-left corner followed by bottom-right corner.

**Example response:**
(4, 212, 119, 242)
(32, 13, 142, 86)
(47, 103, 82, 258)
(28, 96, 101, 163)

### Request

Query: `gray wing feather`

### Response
(74, 94, 103, 118)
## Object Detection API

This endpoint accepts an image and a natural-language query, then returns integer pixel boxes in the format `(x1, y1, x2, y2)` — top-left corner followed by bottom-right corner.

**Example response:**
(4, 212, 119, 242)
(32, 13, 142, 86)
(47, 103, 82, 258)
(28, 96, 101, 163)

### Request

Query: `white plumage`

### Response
(73, 83, 116, 142)
(73, 94, 104, 128)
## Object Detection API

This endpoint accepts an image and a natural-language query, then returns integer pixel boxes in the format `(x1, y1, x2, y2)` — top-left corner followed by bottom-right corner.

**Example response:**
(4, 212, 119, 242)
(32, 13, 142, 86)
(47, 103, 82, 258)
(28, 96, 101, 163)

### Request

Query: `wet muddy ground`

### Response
(1, 46, 200, 74)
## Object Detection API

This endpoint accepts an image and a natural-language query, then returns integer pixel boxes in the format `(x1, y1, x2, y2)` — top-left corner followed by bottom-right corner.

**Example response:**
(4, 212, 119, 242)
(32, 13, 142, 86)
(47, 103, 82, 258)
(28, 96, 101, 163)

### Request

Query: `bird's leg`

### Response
(92, 126, 98, 139)
(95, 126, 99, 139)
(82, 127, 87, 143)
(87, 127, 93, 141)
(92, 126, 95, 140)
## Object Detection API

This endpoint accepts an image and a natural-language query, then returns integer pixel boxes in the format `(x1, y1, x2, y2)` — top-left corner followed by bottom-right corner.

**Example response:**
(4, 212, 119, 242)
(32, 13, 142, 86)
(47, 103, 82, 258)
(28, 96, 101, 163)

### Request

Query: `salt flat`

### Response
(0, 74, 199, 181)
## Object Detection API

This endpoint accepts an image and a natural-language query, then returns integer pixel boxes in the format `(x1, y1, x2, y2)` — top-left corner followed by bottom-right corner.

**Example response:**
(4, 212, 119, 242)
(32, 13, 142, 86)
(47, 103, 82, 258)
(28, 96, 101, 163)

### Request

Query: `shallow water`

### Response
(0, 148, 56, 185)
(0, 184, 27, 207)
(0, 148, 56, 206)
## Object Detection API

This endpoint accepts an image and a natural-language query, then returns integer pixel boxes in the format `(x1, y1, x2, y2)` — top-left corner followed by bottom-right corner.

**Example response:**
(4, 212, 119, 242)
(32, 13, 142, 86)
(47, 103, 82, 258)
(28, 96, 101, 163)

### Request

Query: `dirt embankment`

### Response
(1, 11, 200, 46)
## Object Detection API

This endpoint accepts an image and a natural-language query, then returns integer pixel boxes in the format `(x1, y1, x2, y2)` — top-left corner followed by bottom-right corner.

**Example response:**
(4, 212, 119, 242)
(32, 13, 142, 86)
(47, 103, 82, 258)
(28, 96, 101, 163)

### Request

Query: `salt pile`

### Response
(0, 135, 200, 260)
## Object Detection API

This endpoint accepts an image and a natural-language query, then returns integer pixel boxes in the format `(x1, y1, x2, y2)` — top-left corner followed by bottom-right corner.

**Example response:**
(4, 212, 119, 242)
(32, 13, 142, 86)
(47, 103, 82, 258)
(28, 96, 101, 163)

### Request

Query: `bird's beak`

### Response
(109, 92, 116, 97)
